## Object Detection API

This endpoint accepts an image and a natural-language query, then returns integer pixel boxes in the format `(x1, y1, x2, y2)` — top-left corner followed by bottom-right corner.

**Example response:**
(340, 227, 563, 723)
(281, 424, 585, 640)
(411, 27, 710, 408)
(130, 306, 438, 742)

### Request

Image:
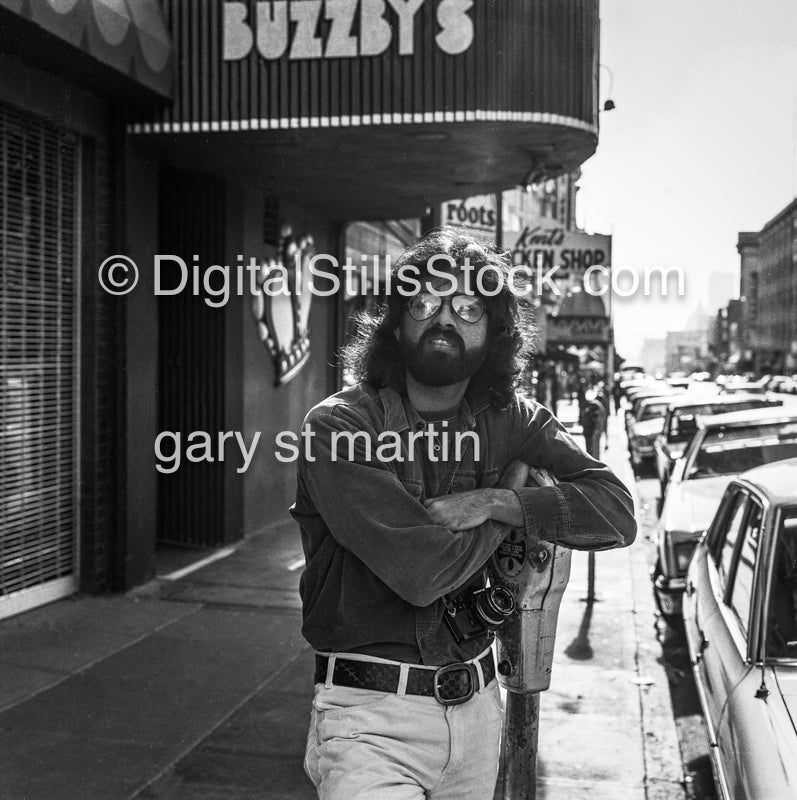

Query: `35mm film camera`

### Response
(443, 583, 516, 643)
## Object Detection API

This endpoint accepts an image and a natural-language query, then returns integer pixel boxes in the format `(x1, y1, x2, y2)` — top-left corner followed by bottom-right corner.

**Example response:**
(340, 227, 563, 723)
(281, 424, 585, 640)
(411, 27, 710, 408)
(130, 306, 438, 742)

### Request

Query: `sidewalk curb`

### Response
(606, 415, 687, 799)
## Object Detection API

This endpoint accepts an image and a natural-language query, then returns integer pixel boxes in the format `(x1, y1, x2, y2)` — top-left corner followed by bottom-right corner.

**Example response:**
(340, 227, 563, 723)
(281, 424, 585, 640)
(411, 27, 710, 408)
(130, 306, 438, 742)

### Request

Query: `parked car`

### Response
(766, 375, 794, 394)
(666, 376, 692, 390)
(627, 395, 679, 469)
(625, 382, 670, 406)
(618, 366, 645, 384)
(653, 394, 783, 497)
(683, 458, 797, 800)
(652, 406, 797, 623)
(719, 382, 769, 395)
(619, 376, 649, 397)
(624, 386, 683, 434)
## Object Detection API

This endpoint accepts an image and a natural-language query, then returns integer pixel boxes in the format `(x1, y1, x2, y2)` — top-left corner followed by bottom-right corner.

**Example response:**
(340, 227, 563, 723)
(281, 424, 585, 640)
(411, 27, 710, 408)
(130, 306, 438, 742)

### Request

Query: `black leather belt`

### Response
(314, 651, 496, 706)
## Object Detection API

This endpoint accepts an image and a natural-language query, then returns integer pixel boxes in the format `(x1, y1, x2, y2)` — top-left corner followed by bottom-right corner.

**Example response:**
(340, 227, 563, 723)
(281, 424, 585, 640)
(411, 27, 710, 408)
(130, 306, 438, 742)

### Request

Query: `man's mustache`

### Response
(421, 326, 464, 350)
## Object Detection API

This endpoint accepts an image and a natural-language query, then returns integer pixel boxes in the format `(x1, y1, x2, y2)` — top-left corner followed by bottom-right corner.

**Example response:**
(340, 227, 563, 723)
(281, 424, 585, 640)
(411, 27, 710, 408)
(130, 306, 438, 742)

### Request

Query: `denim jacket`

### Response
(291, 382, 636, 666)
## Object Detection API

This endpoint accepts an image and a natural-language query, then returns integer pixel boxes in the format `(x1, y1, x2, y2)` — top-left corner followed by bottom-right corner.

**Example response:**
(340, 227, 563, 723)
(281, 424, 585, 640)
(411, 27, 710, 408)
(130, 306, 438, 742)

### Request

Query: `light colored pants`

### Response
(304, 677, 503, 799)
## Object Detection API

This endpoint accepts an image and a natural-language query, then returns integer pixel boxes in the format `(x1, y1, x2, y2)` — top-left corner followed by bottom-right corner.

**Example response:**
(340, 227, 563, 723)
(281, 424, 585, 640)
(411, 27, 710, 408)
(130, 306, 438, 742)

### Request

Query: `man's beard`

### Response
(399, 326, 487, 387)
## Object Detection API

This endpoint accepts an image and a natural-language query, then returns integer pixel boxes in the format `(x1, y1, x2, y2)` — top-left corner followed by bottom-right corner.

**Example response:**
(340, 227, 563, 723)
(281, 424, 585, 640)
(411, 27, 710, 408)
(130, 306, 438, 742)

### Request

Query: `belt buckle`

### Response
(433, 662, 477, 706)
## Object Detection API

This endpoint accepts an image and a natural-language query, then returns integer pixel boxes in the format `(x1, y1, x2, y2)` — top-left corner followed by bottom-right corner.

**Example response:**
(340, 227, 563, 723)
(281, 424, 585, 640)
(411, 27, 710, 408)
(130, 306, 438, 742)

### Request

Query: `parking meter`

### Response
(489, 466, 572, 693)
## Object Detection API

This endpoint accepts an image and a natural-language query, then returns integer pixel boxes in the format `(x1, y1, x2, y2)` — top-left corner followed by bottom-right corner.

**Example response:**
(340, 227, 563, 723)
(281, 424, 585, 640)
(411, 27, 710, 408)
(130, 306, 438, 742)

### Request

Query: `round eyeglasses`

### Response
(406, 292, 486, 324)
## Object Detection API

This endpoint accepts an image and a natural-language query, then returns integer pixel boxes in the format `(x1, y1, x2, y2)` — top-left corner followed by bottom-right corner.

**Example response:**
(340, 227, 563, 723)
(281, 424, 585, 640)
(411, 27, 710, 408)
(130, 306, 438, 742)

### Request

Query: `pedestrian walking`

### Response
(292, 230, 636, 800)
(580, 391, 606, 459)
(612, 380, 622, 414)
(597, 382, 611, 450)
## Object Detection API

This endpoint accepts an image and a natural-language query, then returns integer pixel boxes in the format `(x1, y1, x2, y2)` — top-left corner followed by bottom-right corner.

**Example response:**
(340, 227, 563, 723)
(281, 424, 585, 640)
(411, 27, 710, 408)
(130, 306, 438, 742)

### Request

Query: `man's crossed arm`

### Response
(424, 459, 528, 531)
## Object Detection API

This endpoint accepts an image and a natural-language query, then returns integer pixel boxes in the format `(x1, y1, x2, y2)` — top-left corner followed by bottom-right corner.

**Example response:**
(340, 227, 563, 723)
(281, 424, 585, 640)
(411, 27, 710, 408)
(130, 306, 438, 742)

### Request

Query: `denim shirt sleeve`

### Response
(299, 402, 509, 608)
(508, 397, 637, 551)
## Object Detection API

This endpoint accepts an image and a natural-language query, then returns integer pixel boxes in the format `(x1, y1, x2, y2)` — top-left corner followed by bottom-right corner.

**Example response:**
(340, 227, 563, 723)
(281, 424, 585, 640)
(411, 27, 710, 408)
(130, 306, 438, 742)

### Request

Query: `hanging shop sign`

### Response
(507, 222, 611, 278)
(505, 219, 611, 309)
(252, 225, 314, 386)
(440, 195, 497, 246)
(546, 316, 610, 346)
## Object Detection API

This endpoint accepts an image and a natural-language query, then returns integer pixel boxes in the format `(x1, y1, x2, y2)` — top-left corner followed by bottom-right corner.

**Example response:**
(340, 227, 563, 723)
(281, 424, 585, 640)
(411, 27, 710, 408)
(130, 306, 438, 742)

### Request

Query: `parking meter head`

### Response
(489, 466, 572, 693)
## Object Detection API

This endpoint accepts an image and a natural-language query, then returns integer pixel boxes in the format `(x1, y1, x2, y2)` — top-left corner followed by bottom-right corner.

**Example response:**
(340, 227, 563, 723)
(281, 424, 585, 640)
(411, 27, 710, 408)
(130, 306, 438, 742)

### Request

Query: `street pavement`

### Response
(0, 402, 687, 800)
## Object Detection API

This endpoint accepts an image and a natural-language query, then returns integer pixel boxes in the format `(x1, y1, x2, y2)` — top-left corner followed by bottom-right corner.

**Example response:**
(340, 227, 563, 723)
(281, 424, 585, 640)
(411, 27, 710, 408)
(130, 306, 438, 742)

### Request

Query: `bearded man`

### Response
(291, 229, 636, 800)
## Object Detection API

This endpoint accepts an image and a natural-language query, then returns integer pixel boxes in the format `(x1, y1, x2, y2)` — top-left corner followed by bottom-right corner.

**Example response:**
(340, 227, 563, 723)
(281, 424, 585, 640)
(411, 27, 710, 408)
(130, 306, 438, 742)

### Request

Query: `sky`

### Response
(576, 0, 797, 362)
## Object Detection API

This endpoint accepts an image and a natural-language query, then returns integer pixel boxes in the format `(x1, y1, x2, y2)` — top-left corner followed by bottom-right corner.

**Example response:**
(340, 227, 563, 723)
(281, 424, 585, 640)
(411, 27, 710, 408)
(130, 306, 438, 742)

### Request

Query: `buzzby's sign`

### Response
(224, 0, 475, 61)
(130, 1, 599, 143)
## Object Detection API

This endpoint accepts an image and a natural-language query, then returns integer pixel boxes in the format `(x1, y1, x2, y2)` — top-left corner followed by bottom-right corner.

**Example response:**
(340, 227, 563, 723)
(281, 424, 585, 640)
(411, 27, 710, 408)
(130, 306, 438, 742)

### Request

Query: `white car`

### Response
(683, 459, 797, 799)
(652, 406, 797, 623)
(627, 395, 679, 468)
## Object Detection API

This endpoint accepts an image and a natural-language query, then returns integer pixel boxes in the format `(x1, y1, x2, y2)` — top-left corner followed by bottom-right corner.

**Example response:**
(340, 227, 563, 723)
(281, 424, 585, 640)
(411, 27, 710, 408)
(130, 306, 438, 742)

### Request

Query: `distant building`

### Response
(639, 338, 666, 376)
(709, 299, 743, 372)
(737, 198, 797, 373)
(666, 329, 709, 374)
(708, 270, 738, 310)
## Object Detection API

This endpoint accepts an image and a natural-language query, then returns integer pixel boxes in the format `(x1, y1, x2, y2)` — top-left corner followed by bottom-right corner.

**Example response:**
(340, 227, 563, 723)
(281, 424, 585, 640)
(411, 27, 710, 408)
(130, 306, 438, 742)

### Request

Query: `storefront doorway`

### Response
(0, 102, 80, 618)
(157, 168, 228, 548)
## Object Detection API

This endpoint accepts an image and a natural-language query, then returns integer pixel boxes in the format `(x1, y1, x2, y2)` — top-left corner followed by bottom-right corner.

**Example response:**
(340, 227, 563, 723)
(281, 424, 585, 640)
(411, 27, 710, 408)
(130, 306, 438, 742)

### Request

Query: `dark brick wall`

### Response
(79, 132, 123, 593)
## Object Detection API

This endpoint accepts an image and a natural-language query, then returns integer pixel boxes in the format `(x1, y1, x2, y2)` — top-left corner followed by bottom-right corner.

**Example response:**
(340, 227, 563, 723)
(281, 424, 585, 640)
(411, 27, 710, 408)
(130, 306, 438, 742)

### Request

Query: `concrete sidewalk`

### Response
(0, 404, 683, 800)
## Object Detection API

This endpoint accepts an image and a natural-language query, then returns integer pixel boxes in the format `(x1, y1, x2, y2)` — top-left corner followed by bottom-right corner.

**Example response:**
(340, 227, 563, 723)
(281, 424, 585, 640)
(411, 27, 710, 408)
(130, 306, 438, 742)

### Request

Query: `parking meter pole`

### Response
(492, 467, 570, 800)
(501, 691, 539, 800)
(586, 551, 596, 605)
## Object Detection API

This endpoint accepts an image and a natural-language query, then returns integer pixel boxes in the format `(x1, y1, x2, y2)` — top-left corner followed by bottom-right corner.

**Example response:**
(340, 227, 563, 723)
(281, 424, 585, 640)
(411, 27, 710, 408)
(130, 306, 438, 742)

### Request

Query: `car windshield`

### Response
(690, 422, 797, 478)
(765, 510, 797, 661)
(668, 400, 775, 442)
(640, 402, 670, 421)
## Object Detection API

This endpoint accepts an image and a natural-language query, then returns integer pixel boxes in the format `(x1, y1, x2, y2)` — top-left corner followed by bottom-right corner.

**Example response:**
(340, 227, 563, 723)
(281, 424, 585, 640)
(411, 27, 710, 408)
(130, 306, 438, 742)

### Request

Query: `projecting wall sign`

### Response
(508, 224, 611, 278)
(546, 316, 610, 346)
(440, 195, 497, 246)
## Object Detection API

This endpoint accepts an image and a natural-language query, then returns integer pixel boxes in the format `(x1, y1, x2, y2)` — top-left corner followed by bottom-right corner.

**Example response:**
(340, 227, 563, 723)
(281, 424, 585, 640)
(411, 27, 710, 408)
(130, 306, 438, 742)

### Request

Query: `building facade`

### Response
(709, 298, 743, 374)
(737, 198, 797, 373)
(1, 0, 603, 617)
(665, 329, 709, 375)
(0, 0, 173, 616)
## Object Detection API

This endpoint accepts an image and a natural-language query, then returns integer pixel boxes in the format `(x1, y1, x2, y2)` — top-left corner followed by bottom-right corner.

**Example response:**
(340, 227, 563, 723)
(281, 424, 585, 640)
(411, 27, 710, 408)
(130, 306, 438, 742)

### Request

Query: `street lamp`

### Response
(599, 64, 617, 112)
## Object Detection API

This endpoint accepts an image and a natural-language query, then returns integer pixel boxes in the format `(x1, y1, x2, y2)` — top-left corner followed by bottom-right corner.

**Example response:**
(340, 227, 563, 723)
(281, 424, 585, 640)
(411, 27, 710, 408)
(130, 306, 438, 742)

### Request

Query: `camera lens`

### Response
(475, 585, 516, 626)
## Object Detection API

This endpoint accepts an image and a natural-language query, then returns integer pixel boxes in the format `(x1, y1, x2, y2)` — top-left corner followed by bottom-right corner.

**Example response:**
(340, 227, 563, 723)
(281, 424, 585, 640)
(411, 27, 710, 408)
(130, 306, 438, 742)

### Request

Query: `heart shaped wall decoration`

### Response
(252, 225, 315, 386)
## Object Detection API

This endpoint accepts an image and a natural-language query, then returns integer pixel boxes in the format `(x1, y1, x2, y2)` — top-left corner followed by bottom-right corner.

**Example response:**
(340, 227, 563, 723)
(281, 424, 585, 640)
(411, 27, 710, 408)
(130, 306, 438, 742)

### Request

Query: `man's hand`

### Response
(424, 460, 531, 531)
(424, 490, 496, 531)
(497, 459, 529, 490)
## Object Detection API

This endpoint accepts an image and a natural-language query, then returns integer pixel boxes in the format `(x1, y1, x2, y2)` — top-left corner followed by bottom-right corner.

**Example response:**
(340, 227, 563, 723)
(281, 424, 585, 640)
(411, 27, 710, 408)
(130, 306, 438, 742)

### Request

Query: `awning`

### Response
(0, 0, 172, 98)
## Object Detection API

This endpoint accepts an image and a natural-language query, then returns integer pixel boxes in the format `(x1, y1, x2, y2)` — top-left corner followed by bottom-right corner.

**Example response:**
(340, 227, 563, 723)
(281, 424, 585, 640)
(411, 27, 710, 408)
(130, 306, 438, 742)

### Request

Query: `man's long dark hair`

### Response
(341, 229, 535, 409)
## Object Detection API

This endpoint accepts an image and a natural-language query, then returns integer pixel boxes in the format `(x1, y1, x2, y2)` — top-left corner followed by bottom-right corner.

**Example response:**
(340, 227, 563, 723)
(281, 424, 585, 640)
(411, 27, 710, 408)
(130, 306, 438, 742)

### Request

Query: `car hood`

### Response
(660, 475, 736, 533)
(631, 418, 665, 437)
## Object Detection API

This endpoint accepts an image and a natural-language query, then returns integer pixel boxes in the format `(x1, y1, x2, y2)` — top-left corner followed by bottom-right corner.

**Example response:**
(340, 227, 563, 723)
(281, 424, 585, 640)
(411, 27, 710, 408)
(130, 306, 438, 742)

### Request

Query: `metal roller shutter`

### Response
(0, 102, 79, 618)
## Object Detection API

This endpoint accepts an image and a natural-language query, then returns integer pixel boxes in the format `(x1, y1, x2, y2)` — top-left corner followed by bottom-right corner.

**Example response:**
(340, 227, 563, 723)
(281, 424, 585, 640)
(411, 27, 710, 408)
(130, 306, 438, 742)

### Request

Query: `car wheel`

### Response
(651, 558, 683, 630)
